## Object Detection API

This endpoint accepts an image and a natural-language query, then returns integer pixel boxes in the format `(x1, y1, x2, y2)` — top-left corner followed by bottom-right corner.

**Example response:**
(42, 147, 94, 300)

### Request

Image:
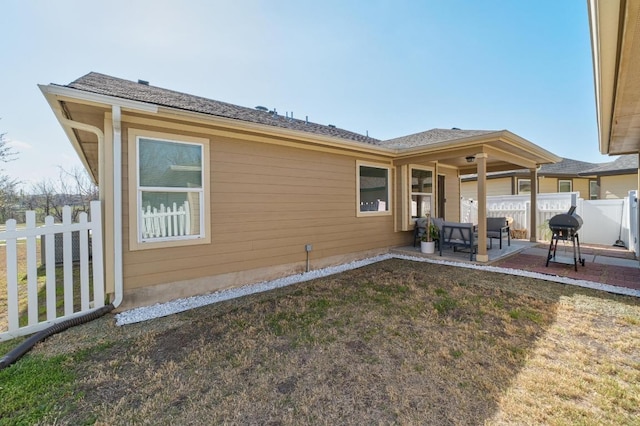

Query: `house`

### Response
(40, 73, 559, 309)
(460, 157, 600, 200)
(579, 154, 639, 199)
(461, 155, 639, 200)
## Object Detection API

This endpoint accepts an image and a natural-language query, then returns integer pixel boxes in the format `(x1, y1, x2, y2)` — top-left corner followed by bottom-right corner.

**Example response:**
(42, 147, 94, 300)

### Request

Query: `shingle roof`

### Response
(460, 157, 601, 181)
(63, 72, 379, 144)
(580, 154, 639, 175)
(539, 157, 600, 175)
(380, 128, 496, 148)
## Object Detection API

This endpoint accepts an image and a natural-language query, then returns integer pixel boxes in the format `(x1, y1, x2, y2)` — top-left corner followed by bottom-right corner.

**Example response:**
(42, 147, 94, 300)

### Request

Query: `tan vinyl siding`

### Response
(538, 177, 557, 193)
(122, 124, 406, 291)
(601, 174, 638, 199)
(460, 181, 476, 200)
(487, 177, 512, 196)
(461, 176, 512, 200)
(442, 168, 459, 221)
(573, 178, 590, 199)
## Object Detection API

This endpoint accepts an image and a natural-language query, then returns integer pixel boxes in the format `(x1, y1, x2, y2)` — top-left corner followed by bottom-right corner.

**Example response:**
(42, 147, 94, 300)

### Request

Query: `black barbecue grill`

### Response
(546, 206, 585, 271)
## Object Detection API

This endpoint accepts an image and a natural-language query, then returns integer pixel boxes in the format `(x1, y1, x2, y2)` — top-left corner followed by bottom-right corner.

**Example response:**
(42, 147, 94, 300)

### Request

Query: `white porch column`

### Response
(476, 153, 489, 262)
(529, 167, 538, 242)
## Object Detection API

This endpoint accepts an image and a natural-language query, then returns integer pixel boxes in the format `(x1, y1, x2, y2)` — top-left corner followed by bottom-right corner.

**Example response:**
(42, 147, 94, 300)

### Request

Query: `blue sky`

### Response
(1, 0, 602, 189)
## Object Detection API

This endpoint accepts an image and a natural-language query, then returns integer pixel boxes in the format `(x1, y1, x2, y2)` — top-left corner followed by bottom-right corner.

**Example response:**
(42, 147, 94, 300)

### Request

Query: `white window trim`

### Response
(558, 179, 573, 193)
(517, 178, 531, 194)
(409, 165, 434, 222)
(356, 161, 392, 217)
(128, 128, 211, 251)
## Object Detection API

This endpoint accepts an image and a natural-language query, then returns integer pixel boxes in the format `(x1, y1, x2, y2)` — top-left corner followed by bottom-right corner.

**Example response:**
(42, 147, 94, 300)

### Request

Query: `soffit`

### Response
(62, 101, 109, 180)
(610, 0, 640, 154)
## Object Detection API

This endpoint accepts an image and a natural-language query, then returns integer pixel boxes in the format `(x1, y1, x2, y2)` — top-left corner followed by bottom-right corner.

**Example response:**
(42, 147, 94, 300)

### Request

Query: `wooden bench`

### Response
(439, 222, 477, 261)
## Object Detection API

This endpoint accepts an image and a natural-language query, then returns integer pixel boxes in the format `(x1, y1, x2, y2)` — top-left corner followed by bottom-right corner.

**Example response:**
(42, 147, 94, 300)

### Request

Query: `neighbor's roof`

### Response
(460, 157, 601, 181)
(380, 128, 496, 148)
(580, 154, 639, 176)
(63, 72, 379, 145)
(539, 158, 601, 175)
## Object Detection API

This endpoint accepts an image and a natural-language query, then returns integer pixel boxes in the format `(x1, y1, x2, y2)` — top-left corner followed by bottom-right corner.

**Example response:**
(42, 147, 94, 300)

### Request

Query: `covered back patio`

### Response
(385, 129, 560, 262)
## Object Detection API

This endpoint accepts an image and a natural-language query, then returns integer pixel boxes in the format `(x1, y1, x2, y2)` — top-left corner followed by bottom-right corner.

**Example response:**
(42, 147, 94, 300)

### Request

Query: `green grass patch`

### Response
(509, 308, 544, 324)
(0, 354, 78, 425)
(433, 292, 458, 315)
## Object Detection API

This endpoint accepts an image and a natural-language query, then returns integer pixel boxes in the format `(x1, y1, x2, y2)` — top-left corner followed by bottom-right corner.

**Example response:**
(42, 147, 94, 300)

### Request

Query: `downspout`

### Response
(112, 105, 123, 307)
(0, 114, 121, 370)
(56, 111, 123, 307)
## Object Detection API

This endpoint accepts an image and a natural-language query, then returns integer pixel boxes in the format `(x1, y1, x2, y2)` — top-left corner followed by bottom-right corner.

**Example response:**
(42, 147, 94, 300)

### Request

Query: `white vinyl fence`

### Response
(141, 201, 191, 239)
(0, 201, 104, 341)
(461, 192, 638, 251)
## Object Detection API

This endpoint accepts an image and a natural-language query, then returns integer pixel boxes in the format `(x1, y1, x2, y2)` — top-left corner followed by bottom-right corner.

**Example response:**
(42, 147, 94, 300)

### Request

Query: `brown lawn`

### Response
(2, 258, 638, 425)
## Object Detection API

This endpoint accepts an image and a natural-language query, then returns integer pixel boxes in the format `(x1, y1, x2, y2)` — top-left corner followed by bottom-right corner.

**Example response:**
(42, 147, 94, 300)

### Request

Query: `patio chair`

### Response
(487, 217, 510, 249)
(413, 218, 427, 247)
(431, 217, 444, 249)
(439, 221, 477, 261)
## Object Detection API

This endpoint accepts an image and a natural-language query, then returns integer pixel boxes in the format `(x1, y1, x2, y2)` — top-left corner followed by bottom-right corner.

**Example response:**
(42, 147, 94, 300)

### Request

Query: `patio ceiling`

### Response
(589, 0, 640, 155)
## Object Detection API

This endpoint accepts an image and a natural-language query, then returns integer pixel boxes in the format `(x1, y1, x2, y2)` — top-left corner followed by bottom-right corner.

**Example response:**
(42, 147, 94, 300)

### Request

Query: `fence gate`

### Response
(0, 201, 104, 341)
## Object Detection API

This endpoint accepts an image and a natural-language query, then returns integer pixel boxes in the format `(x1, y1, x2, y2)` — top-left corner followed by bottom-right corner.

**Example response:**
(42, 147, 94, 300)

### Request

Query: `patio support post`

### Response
(529, 167, 538, 242)
(476, 153, 489, 262)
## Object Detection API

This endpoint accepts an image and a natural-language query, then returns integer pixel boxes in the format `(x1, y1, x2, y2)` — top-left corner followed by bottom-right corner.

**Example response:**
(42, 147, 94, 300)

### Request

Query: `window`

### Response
(517, 179, 531, 194)
(357, 163, 391, 216)
(410, 167, 433, 219)
(589, 180, 599, 200)
(558, 179, 572, 193)
(129, 129, 210, 249)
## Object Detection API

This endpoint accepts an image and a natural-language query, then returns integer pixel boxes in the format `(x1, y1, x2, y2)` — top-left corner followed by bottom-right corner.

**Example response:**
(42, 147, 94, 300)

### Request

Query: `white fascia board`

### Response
(38, 84, 158, 113)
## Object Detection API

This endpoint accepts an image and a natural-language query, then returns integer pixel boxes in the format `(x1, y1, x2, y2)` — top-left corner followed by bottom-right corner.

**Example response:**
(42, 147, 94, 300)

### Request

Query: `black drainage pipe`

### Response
(0, 304, 115, 370)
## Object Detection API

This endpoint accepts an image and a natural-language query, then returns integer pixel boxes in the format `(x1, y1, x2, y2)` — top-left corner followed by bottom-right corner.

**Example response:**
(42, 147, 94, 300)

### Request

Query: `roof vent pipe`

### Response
(306, 116, 309, 124)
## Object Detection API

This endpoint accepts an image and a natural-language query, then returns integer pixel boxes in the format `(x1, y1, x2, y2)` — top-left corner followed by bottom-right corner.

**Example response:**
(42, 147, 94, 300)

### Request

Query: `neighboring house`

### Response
(40, 72, 559, 309)
(461, 155, 639, 200)
(460, 157, 600, 200)
(579, 154, 639, 199)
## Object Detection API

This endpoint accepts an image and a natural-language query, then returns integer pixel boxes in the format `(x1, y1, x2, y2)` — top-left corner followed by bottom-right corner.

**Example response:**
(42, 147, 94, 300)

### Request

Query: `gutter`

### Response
(54, 113, 123, 308)
(39, 84, 125, 308)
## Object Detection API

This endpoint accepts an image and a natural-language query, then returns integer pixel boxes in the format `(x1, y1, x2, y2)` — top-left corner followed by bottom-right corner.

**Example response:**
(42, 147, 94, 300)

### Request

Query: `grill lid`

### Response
(548, 206, 583, 232)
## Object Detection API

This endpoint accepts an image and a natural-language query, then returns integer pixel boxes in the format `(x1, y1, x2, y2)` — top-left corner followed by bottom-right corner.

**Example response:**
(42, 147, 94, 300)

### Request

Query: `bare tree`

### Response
(31, 178, 59, 221)
(30, 166, 98, 222)
(0, 128, 19, 222)
(57, 166, 99, 217)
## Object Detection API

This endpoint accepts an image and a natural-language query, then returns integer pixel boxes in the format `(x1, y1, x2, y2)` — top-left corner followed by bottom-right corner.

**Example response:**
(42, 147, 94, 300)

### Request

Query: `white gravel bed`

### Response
(115, 254, 640, 326)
